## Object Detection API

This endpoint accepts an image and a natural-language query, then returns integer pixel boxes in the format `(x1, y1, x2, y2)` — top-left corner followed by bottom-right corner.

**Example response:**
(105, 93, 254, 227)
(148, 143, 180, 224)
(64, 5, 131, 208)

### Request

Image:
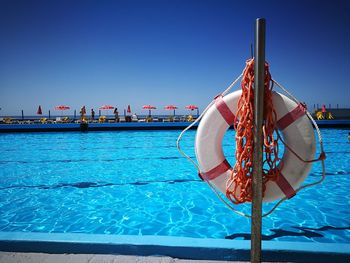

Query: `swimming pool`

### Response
(0, 129, 349, 243)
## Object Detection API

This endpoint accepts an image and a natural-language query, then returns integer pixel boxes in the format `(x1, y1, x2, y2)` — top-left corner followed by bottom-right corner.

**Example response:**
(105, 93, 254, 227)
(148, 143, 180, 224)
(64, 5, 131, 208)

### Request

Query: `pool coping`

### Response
(0, 119, 350, 133)
(0, 232, 350, 262)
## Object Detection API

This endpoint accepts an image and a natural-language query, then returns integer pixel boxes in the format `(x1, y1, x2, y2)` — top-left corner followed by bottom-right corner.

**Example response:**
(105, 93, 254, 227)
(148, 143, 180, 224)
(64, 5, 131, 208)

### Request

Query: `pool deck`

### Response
(0, 119, 349, 132)
(0, 232, 349, 262)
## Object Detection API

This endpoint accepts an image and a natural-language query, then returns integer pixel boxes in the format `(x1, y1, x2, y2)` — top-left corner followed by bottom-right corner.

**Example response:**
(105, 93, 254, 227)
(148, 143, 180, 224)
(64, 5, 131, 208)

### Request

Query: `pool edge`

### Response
(0, 232, 350, 262)
(0, 119, 349, 133)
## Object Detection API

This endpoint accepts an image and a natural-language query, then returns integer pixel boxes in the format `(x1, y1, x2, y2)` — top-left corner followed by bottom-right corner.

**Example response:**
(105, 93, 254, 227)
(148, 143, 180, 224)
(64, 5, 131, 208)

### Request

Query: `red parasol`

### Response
(127, 105, 131, 114)
(142, 105, 157, 117)
(99, 105, 114, 116)
(164, 105, 177, 116)
(99, 105, 114, 110)
(37, 105, 42, 115)
(185, 105, 198, 111)
(185, 105, 199, 117)
(55, 105, 70, 111)
(54, 105, 70, 116)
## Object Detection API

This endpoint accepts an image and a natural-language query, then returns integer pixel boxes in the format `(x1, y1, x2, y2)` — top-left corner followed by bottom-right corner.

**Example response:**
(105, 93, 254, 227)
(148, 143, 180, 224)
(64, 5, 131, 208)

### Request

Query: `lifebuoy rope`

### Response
(225, 59, 284, 204)
(176, 59, 326, 218)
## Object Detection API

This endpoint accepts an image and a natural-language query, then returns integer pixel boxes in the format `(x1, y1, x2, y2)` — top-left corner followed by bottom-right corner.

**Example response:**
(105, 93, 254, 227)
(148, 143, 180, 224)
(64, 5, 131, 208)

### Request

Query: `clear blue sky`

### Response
(0, 0, 349, 116)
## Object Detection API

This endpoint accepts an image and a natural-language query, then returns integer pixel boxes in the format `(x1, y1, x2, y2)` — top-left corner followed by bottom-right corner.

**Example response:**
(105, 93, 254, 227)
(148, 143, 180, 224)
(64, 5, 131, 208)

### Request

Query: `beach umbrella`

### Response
(99, 105, 114, 110)
(54, 105, 70, 116)
(164, 105, 177, 116)
(37, 105, 42, 115)
(185, 105, 198, 111)
(55, 105, 70, 111)
(186, 105, 199, 116)
(127, 105, 131, 114)
(142, 105, 156, 117)
(99, 105, 114, 116)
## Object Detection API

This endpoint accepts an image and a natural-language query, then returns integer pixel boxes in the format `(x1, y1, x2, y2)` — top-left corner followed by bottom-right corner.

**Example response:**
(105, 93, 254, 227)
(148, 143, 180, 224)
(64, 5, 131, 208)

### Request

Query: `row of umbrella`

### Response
(141, 105, 198, 117)
(37, 105, 198, 117)
(37, 105, 131, 116)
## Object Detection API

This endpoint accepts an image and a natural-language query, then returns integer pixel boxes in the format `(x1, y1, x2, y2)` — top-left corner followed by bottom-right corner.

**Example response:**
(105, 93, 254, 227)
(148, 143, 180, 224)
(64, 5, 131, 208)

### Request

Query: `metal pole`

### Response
(251, 18, 265, 263)
(48, 110, 51, 119)
(250, 43, 254, 58)
(21, 110, 24, 120)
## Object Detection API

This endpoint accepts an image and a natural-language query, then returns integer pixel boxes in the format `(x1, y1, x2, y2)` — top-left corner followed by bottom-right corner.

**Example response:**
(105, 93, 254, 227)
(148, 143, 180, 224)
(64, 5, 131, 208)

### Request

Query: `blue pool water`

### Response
(0, 129, 349, 243)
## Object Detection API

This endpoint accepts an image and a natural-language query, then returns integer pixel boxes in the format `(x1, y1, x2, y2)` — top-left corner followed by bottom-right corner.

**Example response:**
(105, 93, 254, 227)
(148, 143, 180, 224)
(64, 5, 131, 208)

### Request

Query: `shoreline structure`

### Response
(1, 108, 350, 132)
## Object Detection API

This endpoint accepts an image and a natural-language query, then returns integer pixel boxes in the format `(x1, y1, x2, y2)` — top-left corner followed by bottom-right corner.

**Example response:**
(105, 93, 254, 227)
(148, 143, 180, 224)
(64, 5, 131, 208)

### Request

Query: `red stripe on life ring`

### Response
(215, 95, 236, 126)
(277, 104, 306, 130)
(201, 159, 232, 181)
(275, 172, 296, 199)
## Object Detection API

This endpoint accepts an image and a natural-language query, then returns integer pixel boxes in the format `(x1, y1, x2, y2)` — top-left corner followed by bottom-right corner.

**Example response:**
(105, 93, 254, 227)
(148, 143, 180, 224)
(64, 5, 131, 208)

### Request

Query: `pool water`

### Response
(0, 129, 349, 243)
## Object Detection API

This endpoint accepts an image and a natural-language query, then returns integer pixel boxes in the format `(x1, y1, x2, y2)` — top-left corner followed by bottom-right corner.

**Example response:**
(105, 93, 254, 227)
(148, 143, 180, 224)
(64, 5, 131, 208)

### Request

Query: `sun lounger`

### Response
(40, 118, 47, 124)
(186, 115, 194, 122)
(99, 116, 106, 123)
(3, 118, 12, 124)
(131, 115, 138, 122)
(163, 118, 172, 122)
(62, 117, 70, 123)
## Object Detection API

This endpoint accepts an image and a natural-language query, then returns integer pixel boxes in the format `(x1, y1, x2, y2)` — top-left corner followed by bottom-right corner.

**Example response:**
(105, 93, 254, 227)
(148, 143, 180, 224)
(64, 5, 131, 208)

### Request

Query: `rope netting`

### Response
(226, 58, 282, 204)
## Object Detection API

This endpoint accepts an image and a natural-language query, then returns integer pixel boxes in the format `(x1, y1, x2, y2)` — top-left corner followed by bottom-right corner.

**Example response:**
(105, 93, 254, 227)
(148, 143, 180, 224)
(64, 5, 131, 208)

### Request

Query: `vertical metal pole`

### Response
(251, 18, 265, 263)
(49, 110, 51, 119)
(21, 110, 24, 120)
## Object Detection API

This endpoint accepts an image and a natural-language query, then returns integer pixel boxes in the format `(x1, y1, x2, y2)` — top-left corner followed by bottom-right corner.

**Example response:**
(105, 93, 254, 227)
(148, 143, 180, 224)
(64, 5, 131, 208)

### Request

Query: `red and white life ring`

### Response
(195, 90, 316, 202)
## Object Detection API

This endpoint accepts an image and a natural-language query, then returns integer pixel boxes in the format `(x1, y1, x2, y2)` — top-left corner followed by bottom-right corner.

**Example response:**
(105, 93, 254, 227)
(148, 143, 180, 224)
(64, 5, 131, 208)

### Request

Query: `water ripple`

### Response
(0, 179, 202, 191)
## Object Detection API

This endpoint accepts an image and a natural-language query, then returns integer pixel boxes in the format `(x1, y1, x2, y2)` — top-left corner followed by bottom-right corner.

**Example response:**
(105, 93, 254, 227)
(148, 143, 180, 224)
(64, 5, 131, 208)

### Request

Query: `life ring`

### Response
(195, 90, 316, 202)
